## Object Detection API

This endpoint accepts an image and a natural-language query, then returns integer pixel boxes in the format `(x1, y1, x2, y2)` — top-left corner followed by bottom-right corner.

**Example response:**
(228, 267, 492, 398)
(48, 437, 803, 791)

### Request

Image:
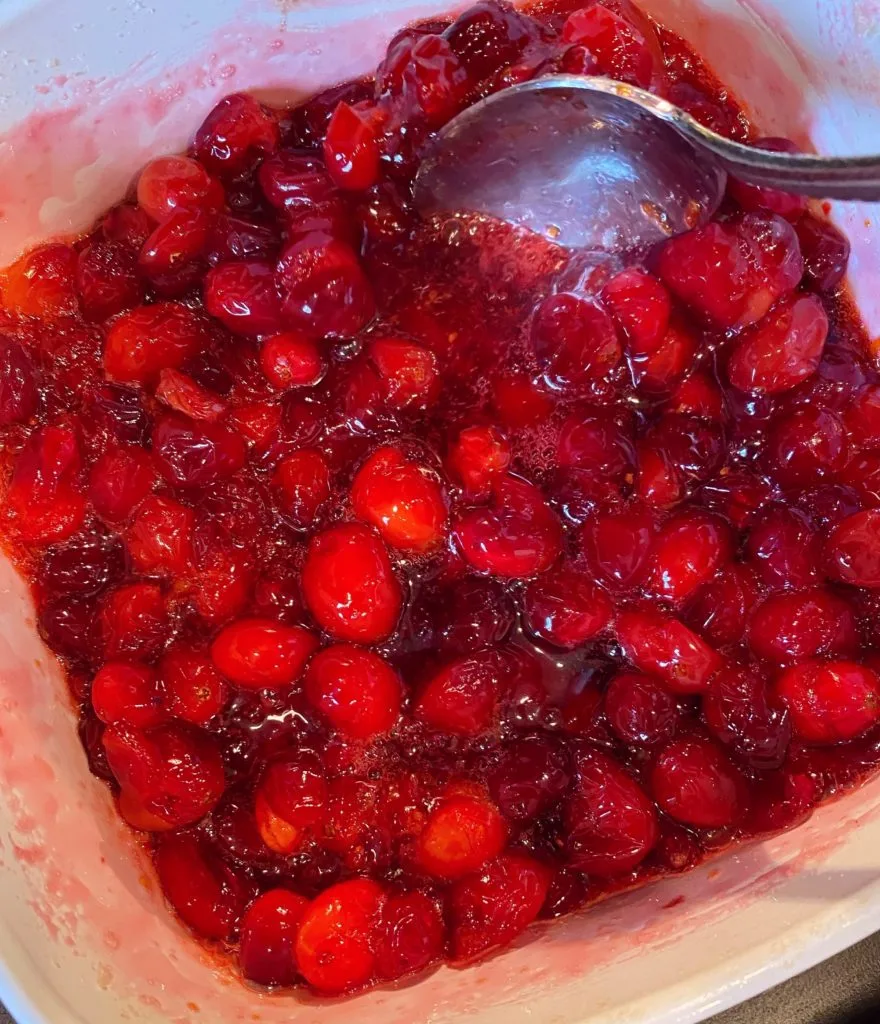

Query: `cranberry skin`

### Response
(488, 734, 571, 822)
(604, 672, 679, 747)
(657, 213, 803, 329)
(747, 769, 823, 837)
(124, 494, 194, 576)
(75, 240, 143, 321)
(531, 292, 621, 391)
(684, 564, 760, 648)
(444, 1, 538, 81)
(260, 331, 324, 389)
(581, 505, 656, 591)
(1, 242, 78, 319)
(376, 891, 445, 981)
(103, 302, 206, 385)
(351, 446, 448, 553)
(40, 528, 125, 598)
(617, 609, 722, 694)
(83, 382, 151, 446)
(562, 3, 654, 88)
(765, 406, 848, 487)
(370, 337, 439, 411)
(204, 261, 285, 337)
(155, 833, 248, 941)
(273, 449, 331, 529)
(521, 569, 612, 649)
(602, 267, 671, 354)
(100, 583, 169, 660)
(398, 33, 469, 128)
(152, 414, 246, 489)
(556, 412, 635, 480)
(455, 475, 563, 578)
(796, 213, 850, 292)
(211, 618, 318, 689)
(652, 737, 749, 828)
(448, 851, 550, 963)
(89, 445, 157, 524)
(103, 721, 225, 827)
(194, 93, 279, 177)
(160, 646, 228, 725)
(102, 204, 152, 247)
(258, 151, 349, 238)
(294, 879, 385, 995)
(415, 652, 505, 735)
(91, 661, 166, 729)
(256, 753, 329, 854)
(276, 232, 375, 338)
(5, 426, 86, 545)
(239, 889, 308, 987)
(748, 588, 857, 664)
(302, 523, 402, 642)
(0, 336, 38, 425)
(564, 747, 659, 876)
(137, 155, 223, 222)
(323, 101, 381, 191)
(436, 578, 515, 653)
(703, 666, 791, 770)
(446, 424, 511, 499)
(845, 384, 880, 448)
(774, 661, 880, 744)
(745, 506, 820, 591)
(40, 597, 98, 663)
(646, 510, 732, 605)
(416, 793, 507, 880)
(138, 205, 212, 279)
(304, 645, 402, 739)
(825, 510, 880, 587)
(727, 138, 808, 220)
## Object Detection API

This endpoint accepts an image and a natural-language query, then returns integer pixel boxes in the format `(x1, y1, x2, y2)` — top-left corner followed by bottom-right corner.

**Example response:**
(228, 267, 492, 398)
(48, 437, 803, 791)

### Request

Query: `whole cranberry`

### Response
(488, 734, 571, 822)
(651, 736, 750, 828)
(703, 665, 791, 770)
(604, 672, 680, 747)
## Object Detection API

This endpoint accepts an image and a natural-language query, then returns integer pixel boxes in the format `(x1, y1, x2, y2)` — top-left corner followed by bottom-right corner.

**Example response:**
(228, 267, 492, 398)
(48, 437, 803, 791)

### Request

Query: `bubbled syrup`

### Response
(0, 0, 878, 999)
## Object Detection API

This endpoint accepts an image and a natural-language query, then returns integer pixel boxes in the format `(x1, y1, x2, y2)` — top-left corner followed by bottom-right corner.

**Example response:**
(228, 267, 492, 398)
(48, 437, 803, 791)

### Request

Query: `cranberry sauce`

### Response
(0, 0, 875, 999)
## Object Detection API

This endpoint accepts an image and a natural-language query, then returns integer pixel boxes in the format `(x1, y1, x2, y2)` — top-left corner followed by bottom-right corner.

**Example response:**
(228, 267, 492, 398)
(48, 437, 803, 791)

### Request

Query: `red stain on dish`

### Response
(0, 0, 879, 1018)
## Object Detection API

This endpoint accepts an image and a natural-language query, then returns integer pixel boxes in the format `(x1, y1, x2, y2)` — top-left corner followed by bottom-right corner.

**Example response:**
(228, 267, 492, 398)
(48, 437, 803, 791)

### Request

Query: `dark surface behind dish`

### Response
(1, 930, 878, 1023)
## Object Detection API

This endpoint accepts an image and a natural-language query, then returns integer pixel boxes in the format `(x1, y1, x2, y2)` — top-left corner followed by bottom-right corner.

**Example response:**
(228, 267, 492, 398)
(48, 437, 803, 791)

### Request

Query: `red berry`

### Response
(604, 672, 679, 747)
(455, 475, 563, 578)
(137, 155, 223, 222)
(652, 737, 749, 828)
(748, 588, 857, 664)
(1, 243, 78, 319)
(727, 137, 808, 220)
(795, 213, 850, 292)
(376, 891, 445, 981)
(255, 753, 329, 854)
(204, 261, 285, 337)
(825, 510, 880, 587)
(273, 449, 331, 529)
(703, 665, 791, 770)
(564, 747, 658, 875)
(91, 661, 166, 728)
(211, 618, 318, 689)
(304, 645, 402, 739)
(645, 510, 732, 604)
(76, 240, 143, 321)
(531, 292, 621, 391)
(774, 661, 880, 744)
(370, 337, 439, 411)
(124, 495, 194, 575)
(260, 331, 324, 389)
(556, 412, 634, 480)
(88, 445, 157, 523)
(324, 101, 381, 191)
(562, 3, 654, 87)
(103, 302, 206, 385)
(488, 734, 571, 822)
(155, 833, 247, 940)
(684, 563, 760, 648)
(351, 445, 447, 553)
(415, 651, 505, 735)
(670, 371, 725, 420)
(491, 373, 555, 428)
(156, 368, 227, 422)
(258, 151, 350, 239)
(153, 414, 246, 488)
(617, 608, 722, 694)
(448, 851, 550, 962)
(765, 406, 847, 487)
(302, 523, 402, 642)
(100, 583, 169, 659)
(602, 267, 671, 353)
(159, 645, 228, 725)
(443, 1, 538, 82)
(580, 504, 656, 591)
(5, 426, 85, 545)
(745, 505, 820, 590)
(416, 792, 507, 880)
(240, 889, 308, 987)
(446, 424, 511, 499)
(194, 93, 279, 177)
(728, 294, 828, 394)
(522, 568, 612, 649)
(294, 879, 385, 995)
(138, 205, 212, 279)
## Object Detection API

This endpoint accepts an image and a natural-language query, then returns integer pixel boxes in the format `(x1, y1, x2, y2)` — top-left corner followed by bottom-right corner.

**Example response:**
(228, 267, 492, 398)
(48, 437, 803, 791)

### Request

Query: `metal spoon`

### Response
(414, 75, 880, 251)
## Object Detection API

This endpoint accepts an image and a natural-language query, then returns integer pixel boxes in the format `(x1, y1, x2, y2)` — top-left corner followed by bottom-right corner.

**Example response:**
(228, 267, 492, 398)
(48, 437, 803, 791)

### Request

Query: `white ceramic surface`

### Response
(0, 1, 878, 1023)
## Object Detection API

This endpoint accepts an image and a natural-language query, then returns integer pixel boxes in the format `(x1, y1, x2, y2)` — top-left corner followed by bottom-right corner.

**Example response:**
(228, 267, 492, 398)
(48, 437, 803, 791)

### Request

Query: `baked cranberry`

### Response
(124, 494, 194, 575)
(728, 294, 828, 395)
(103, 721, 225, 826)
(531, 292, 621, 391)
(155, 833, 248, 940)
(765, 406, 847, 487)
(617, 609, 722, 694)
(448, 850, 550, 962)
(208, 212, 281, 263)
(652, 737, 749, 827)
(562, 3, 653, 87)
(0, 336, 38, 425)
(416, 791, 507, 879)
(727, 138, 808, 220)
(376, 891, 445, 981)
(40, 528, 125, 598)
(302, 523, 402, 642)
(138, 205, 212, 279)
(75, 240, 142, 321)
(260, 331, 324, 389)
(455, 475, 563, 578)
(491, 373, 556, 428)
(703, 665, 791, 770)
(646, 510, 732, 604)
(137, 155, 223, 221)
(39, 597, 98, 663)
(239, 889, 308, 987)
(5, 426, 86, 545)
(276, 232, 375, 338)
(211, 618, 318, 689)
(102, 204, 152, 247)
(825, 510, 880, 587)
(748, 588, 857, 664)
(774, 661, 880, 744)
(747, 769, 823, 836)
(447, 424, 511, 499)
(488, 734, 570, 821)
(83, 382, 150, 445)
(565, 747, 658, 875)
(369, 337, 439, 411)
(304, 645, 402, 739)
(103, 302, 206, 385)
(273, 448, 331, 529)
(351, 446, 447, 552)
(602, 267, 671, 354)
(88, 445, 157, 523)
(204, 261, 285, 337)
(521, 568, 612, 649)
(160, 645, 228, 725)
(100, 583, 169, 658)
(634, 442, 685, 507)
(258, 151, 349, 238)
(604, 672, 679, 747)
(844, 384, 880, 447)
(324, 101, 382, 191)
(91, 661, 166, 728)
(670, 371, 725, 421)
(657, 213, 803, 329)
(194, 93, 279, 177)
(434, 577, 515, 652)
(795, 213, 850, 292)
(683, 563, 759, 647)
(1, 243, 78, 319)
(415, 651, 505, 735)
(156, 368, 227, 422)
(745, 505, 820, 590)
(255, 753, 328, 854)
(152, 414, 246, 488)
(294, 879, 384, 994)
(580, 504, 656, 591)
(402, 33, 469, 126)
(556, 411, 634, 480)
(443, 1, 538, 81)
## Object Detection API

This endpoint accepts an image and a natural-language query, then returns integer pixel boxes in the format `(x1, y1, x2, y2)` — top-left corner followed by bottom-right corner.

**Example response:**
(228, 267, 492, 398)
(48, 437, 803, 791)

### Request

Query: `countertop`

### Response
(2, 929, 879, 1024)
